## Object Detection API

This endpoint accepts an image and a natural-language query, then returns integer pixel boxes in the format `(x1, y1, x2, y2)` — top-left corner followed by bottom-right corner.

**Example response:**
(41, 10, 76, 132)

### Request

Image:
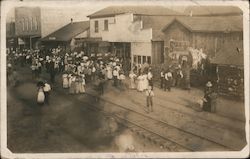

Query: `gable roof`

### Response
(41, 21, 90, 42)
(162, 16, 243, 33)
(211, 41, 243, 66)
(141, 16, 175, 41)
(88, 6, 183, 18)
(184, 6, 243, 16)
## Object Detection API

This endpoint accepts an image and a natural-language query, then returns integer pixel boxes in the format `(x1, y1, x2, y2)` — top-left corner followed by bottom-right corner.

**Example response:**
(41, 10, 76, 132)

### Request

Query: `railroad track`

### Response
(58, 88, 233, 152)
(86, 103, 191, 152)
(13, 68, 237, 152)
(12, 67, 241, 151)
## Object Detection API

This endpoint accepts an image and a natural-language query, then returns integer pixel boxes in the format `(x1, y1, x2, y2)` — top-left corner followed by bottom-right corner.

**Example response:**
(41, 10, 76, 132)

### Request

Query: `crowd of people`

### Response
(6, 46, 216, 113)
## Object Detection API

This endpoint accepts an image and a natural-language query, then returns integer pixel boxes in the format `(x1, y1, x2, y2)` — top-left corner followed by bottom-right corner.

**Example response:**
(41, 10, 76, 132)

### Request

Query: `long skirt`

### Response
(142, 79, 149, 91)
(130, 79, 136, 89)
(107, 70, 113, 79)
(63, 77, 69, 88)
(137, 81, 144, 92)
(79, 83, 85, 93)
(75, 82, 81, 94)
(69, 81, 76, 94)
(37, 91, 45, 104)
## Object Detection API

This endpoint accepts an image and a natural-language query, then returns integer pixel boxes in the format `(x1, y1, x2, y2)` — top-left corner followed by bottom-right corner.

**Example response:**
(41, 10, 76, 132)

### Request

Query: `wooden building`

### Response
(161, 16, 243, 60)
(211, 41, 244, 98)
(87, 6, 183, 69)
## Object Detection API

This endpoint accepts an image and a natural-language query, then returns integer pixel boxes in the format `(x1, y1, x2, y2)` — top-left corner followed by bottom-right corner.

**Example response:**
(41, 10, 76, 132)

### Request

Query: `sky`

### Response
(5, 3, 187, 23)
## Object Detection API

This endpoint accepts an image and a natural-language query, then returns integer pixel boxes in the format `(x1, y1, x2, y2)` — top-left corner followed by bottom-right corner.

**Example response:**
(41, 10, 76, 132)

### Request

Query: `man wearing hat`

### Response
(203, 81, 213, 112)
(145, 86, 154, 113)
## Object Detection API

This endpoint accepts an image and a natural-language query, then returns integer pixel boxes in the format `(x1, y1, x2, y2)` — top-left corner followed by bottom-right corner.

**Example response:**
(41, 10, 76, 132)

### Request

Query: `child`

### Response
(145, 86, 154, 113)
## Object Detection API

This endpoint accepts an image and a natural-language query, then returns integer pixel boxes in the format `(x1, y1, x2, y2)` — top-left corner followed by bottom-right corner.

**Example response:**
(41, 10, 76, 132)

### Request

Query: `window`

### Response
(26, 18, 29, 31)
(133, 55, 137, 64)
(147, 56, 151, 64)
(104, 20, 108, 31)
(34, 17, 38, 30)
(22, 18, 25, 31)
(138, 56, 141, 64)
(30, 17, 33, 30)
(143, 56, 146, 64)
(94, 20, 99, 33)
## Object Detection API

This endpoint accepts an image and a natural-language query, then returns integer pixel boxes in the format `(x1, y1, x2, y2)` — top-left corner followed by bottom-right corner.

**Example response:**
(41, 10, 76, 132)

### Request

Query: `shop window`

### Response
(147, 56, 151, 64)
(94, 20, 99, 33)
(104, 20, 108, 31)
(143, 56, 146, 64)
(133, 55, 137, 64)
(138, 56, 141, 64)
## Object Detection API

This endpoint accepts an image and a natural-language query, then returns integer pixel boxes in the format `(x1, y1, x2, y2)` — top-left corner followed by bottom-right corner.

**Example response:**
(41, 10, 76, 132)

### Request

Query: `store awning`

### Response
(41, 21, 89, 42)
(75, 37, 102, 42)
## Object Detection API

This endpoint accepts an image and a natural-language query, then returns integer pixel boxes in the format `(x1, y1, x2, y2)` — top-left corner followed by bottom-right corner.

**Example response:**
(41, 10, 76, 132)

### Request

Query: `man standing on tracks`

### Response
(145, 86, 154, 113)
(43, 81, 52, 105)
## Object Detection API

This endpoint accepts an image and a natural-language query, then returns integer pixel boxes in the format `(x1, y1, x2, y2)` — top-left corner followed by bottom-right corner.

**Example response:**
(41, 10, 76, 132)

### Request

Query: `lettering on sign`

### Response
(49, 37, 56, 40)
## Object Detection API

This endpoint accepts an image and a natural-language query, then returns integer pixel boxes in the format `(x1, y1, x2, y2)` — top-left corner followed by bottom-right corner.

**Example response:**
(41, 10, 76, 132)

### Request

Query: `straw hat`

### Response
(206, 81, 212, 87)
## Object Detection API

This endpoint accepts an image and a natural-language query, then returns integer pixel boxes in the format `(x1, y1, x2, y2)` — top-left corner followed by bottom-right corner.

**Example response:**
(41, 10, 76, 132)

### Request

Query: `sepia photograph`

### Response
(1, 0, 249, 158)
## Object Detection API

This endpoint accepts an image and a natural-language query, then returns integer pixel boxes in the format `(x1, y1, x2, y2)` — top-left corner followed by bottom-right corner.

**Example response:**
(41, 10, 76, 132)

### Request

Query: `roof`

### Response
(184, 6, 243, 16)
(211, 41, 243, 66)
(141, 16, 175, 41)
(162, 16, 243, 33)
(41, 21, 90, 42)
(88, 6, 183, 18)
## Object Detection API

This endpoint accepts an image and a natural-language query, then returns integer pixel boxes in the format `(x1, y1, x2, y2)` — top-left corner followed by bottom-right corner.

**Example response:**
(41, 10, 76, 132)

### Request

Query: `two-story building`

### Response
(87, 6, 243, 70)
(87, 6, 183, 70)
(15, 7, 84, 50)
(6, 20, 17, 49)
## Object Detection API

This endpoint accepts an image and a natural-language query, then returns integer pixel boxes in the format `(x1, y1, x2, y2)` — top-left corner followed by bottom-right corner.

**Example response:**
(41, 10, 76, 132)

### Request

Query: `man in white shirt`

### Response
(43, 81, 51, 105)
(164, 70, 172, 91)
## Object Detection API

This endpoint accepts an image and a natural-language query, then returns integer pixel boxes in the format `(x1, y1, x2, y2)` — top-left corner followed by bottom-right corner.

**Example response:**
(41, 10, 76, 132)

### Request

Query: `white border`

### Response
(1, 0, 249, 158)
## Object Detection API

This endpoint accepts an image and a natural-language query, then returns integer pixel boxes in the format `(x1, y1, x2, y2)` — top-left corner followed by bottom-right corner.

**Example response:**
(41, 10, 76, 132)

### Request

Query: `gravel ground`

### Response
(7, 67, 166, 153)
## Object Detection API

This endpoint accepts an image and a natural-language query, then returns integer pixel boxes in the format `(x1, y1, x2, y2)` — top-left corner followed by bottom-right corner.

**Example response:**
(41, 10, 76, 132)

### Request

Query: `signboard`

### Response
(18, 38, 25, 45)
(49, 37, 56, 40)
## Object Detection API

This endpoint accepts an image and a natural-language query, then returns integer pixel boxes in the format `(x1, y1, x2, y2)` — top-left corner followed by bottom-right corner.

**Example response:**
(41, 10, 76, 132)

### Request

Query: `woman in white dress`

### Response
(62, 73, 69, 88)
(68, 74, 72, 88)
(106, 65, 113, 80)
(75, 75, 81, 94)
(129, 71, 137, 89)
(137, 74, 144, 92)
(37, 86, 45, 105)
(79, 74, 86, 93)
(119, 71, 126, 90)
(142, 74, 149, 91)
(69, 74, 75, 94)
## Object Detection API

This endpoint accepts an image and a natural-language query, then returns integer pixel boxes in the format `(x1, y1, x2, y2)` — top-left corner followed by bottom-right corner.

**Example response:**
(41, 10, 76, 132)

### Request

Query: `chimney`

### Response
(70, 18, 73, 24)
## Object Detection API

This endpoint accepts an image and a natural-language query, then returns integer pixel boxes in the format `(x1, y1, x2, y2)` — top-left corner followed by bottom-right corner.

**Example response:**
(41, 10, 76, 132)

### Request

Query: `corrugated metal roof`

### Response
(88, 6, 183, 18)
(41, 21, 90, 42)
(211, 41, 243, 66)
(162, 16, 243, 32)
(184, 6, 243, 16)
